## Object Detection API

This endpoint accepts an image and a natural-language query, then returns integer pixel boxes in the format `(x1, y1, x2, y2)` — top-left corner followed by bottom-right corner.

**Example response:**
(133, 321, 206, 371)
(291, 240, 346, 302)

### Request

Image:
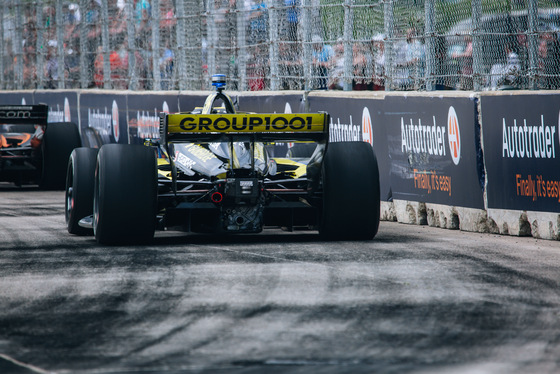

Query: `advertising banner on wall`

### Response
(126, 93, 179, 144)
(79, 92, 128, 146)
(0, 92, 34, 106)
(33, 90, 79, 125)
(237, 94, 305, 114)
(178, 93, 211, 113)
(308, 95, 391, 201)
(481, 94, 560, 213)
(384, 95, 484, 209)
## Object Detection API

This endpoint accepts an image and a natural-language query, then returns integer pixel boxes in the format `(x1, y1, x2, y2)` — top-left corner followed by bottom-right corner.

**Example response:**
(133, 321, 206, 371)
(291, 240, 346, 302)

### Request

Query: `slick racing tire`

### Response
(40, 122, 82, 190)
(319, 141, 380, 240)
(66, 147, 99, 236)
(94, 144, 157, 245)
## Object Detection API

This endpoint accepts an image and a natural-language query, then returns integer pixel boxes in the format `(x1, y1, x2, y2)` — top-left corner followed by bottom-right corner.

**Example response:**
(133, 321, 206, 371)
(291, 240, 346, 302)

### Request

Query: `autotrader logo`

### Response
(448, 106, 461, 165)
(362, 107, 373, 145)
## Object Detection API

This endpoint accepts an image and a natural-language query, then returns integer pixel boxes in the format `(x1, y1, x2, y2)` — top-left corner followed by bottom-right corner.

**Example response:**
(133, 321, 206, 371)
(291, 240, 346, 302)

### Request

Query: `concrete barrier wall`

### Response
(1, 89, 559, 240)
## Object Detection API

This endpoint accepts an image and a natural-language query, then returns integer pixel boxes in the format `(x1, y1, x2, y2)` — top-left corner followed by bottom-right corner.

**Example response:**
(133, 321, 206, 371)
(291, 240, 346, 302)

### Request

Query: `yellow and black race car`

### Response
(0, 105, 80, 189)
(65, 75, 380, 244)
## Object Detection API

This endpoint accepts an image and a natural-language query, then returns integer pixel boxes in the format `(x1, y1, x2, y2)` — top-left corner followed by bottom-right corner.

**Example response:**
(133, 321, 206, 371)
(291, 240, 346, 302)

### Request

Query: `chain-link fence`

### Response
(2, 0, 560, 92)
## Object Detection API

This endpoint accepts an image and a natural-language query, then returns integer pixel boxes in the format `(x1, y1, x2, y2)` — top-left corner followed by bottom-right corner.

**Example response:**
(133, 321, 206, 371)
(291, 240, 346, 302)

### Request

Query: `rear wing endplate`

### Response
(0, 105, 48, 125)
(160, 112, 329, 143)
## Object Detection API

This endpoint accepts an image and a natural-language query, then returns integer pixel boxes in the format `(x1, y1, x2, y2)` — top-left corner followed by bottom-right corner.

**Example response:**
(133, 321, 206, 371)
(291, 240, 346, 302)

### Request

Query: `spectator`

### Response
(451, 35, 473, 90)
(135, 0, 152, 89)
(393, 30, 410, 90)
(45, 40, 63, 89)
(489, 43, 520, 90)
(159, 40, 174, 90)
(328, 39, 344, 90)
(283, 0, 299, 43)
(22, 11, 38, 89)
(247, 45, 267, 90)
(515, 32, 529, 88)
(23, 42, 37, 89)
(433, 35, 453, 90)
(110, 0, 128, 45)
(111, 41, 129, 89)
(278, 41, 303, 90)
(311, 35, 334, 90)
(371, 33, 385, 91)
(135, 0, 151, 25)
(539, 31, 560, 89)
(65, 3, 81, 88)
(352, 42, 370, 90)
(395, 28, 425, 90)
(86, 0, 102, 87)
(160, 0, 177, 31)
(93, 42, 128, 89)
(248, 0, 267, 45)
(93, 45, 104, 88)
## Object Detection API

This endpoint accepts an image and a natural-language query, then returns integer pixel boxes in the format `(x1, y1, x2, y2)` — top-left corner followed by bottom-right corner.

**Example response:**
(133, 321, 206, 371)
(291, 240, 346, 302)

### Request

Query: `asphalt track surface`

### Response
(0, 185, 559, 374)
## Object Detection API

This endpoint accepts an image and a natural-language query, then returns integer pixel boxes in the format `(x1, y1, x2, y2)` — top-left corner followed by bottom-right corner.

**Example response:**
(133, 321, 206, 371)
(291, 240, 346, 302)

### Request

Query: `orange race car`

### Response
(0, 104, 80, 189)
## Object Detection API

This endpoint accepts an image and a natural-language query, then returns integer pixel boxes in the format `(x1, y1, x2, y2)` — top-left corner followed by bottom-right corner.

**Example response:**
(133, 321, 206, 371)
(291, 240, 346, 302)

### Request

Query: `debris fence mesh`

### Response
(2, 0, 560, 91)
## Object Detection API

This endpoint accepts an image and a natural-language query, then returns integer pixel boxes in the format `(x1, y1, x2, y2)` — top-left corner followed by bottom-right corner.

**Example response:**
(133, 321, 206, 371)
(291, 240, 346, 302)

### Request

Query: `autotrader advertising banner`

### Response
(237, 94, 305, 114)
(33, 90, 79, 125)
(126, 93, 179, 144)
(79, 92, 128, 146)
(384, 95, 484, 209)
(308, 95, 391, 201)
(481, 94, 560, 213)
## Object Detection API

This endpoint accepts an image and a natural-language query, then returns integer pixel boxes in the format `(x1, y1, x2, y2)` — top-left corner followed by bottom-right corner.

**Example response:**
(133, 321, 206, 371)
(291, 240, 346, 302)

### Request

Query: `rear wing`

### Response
(160, 112, 329, 143)
(0, 105, 48, 125)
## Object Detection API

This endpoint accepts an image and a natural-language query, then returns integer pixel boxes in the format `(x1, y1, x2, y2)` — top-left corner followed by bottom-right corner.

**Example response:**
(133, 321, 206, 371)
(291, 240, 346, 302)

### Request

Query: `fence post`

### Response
(343, 0, 353, 91)
(14, 0, 24, 90)
(425, 0, 435, 91)
(207, 0, 216, 82)
(471, 0, 482, 91)
(78, 0, 87, 88)
(302, 0, 312, 91)
(36, 1, 46, 89)
(100, 0, 111, 89)
(236, 0, 247, 91)
(152, 0, 161, 90)
(55, 0, 64, 89)
(125, 0, 137, 90)
(175, 0, 186, 90)
(0, 4, 3, 89)
(527, 0, 538, 90)
(268, 0, 280, 91)
(383, 0, 394, 91)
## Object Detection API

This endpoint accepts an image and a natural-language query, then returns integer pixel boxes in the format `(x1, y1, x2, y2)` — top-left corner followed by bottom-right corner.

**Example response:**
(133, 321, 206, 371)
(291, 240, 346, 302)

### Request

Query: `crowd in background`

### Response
(3, 0, 560, 91)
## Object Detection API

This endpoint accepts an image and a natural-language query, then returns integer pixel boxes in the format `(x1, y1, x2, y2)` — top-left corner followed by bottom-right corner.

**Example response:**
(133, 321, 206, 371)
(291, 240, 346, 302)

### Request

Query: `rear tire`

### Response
(40, 122, 81, 190)
(66, 147, 99, 235)
(319, 141, 380, 240)
(93, 144, 157, 245)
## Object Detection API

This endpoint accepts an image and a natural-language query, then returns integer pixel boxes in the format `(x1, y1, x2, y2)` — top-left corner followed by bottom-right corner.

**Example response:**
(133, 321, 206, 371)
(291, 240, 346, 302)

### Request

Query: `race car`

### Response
(65, 75, 380, 244)
(0, 104, 81, 189)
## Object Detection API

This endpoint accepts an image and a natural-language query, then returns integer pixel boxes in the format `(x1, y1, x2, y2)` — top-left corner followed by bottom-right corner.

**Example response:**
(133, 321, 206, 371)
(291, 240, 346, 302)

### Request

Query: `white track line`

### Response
(0, 353, 54, 374)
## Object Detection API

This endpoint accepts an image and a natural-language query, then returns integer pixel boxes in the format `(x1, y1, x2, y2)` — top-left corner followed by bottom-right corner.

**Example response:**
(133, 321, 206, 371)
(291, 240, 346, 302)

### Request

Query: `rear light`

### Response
(211, 192, 223, 203)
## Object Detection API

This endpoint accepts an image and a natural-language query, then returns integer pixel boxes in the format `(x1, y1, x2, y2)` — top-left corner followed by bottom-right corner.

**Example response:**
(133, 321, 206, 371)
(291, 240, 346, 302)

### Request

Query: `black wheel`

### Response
(40, 122, 82, 190)
(319, 141, 380, 240)
(66, 147, 99, 235)
(93, 144, 157, 245)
